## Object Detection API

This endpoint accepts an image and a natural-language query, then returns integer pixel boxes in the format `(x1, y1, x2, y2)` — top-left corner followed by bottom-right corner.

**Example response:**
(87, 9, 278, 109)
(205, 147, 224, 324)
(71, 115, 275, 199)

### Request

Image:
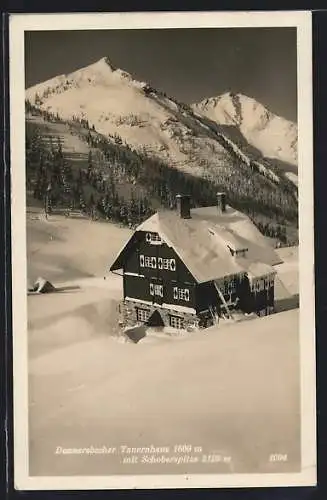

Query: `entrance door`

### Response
(147, 309, 165, 327)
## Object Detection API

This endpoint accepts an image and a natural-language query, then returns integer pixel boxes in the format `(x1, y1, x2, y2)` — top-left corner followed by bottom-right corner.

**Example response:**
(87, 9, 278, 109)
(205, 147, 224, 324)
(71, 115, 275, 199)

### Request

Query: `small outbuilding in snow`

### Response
(28, 277, 56, 294)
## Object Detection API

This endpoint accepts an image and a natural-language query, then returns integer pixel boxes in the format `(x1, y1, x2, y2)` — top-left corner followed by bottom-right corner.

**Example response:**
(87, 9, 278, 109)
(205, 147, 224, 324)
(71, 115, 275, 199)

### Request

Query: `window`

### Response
(144, 256, 151, 267)
(137, 308, 150, 322)
(179, 288, 190, 301)
(141, 255, 157, 269)
(169, 315, 185, 329)
(146, 232, 162, 244)
(223, 278, 235, 294)
(226, 279, 236, 294)
(158, 257, 176, 271)
(250, 281, 261, 292)
(150, 283, 163, 297)
(264, 277, 274, 290)
(173, 287, 190, 302)
(163, 259, 170, 270)
(154, 284, 163, 297)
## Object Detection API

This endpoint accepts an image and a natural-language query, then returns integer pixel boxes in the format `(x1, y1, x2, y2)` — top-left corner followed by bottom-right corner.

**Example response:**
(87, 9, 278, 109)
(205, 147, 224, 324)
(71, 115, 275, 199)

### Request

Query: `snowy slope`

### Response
(192, 92, 298, 167)
(26, 58, 209, 172)
(27, 215, 300, 476)
(26, 58, 173, 156)
(25, 58, 292, 185)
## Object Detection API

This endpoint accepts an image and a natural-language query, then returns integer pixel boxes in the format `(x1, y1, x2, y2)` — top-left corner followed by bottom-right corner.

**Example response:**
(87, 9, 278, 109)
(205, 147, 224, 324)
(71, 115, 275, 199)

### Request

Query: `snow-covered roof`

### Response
(235, 258, 276, 279)
(110, 205, 282, 283)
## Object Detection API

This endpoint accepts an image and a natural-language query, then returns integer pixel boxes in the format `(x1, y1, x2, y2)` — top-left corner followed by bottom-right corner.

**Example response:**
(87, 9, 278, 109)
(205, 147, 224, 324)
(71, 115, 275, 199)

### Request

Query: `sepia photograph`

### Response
(10, 11, 316, 490)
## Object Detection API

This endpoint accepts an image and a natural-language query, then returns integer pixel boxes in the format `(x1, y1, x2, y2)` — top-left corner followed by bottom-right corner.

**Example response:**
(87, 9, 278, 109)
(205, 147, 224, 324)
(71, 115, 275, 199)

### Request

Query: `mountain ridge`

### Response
(25, 57, 297, 182)
(25, 57, 299, 245)
(192, 92, 297, 168)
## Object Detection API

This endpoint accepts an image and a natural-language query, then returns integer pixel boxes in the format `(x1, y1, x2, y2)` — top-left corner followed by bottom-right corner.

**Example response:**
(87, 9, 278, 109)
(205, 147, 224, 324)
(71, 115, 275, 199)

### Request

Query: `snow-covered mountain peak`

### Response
(25, 57, 298, 187)
(195, 92, 272, 128)
(25, 57, 141, 105)
(193, 92, 297, 166)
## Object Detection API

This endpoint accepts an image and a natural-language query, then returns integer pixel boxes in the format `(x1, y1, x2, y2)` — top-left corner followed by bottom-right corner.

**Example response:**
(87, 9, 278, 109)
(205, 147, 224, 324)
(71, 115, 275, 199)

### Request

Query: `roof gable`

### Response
(109, 232, 140, 272)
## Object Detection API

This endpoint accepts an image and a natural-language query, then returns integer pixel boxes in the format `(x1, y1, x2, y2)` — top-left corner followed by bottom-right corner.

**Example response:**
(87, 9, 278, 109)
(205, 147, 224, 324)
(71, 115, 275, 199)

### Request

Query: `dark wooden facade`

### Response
(123, 231, 196, 309)
(117, 230, 275, 329)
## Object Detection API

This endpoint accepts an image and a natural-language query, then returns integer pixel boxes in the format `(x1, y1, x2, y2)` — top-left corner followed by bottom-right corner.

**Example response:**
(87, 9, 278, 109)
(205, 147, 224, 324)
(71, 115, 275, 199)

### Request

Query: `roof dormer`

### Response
(228, 246, 248, 258)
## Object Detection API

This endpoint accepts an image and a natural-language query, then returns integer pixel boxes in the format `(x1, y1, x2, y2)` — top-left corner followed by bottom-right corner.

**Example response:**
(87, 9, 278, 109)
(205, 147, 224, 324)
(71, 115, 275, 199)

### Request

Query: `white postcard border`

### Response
(9, 10, 316, 490)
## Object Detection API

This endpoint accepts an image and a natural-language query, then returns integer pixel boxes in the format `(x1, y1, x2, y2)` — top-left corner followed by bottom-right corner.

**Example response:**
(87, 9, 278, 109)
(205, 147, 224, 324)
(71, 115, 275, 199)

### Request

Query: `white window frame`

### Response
(158, 258, 176, 271)
(226, 280, 236, 293)
(173, 287, 190, 302)
(150, 283, 163, 297)
(154, 284, 163, 297)
(169, 315, 184, 329)
(179, 288, 190, 301)
(142, 255, 175, 271)
(137, 308, 150, 322)
(162, 258, 170, 270)
(143, 255, 157, 269)
(146, 232, 162, 244)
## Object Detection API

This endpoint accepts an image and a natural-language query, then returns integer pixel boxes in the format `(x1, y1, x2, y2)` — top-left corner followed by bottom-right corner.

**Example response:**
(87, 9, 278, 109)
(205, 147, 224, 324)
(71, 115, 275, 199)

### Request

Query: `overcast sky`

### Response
(25, 28, 297, 122)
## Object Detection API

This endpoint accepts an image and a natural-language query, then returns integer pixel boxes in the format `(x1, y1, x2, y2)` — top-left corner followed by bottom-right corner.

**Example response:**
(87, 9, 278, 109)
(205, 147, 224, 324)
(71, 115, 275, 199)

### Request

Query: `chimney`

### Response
(217, 192, 226, 214)
(176, 194, 191, 219)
